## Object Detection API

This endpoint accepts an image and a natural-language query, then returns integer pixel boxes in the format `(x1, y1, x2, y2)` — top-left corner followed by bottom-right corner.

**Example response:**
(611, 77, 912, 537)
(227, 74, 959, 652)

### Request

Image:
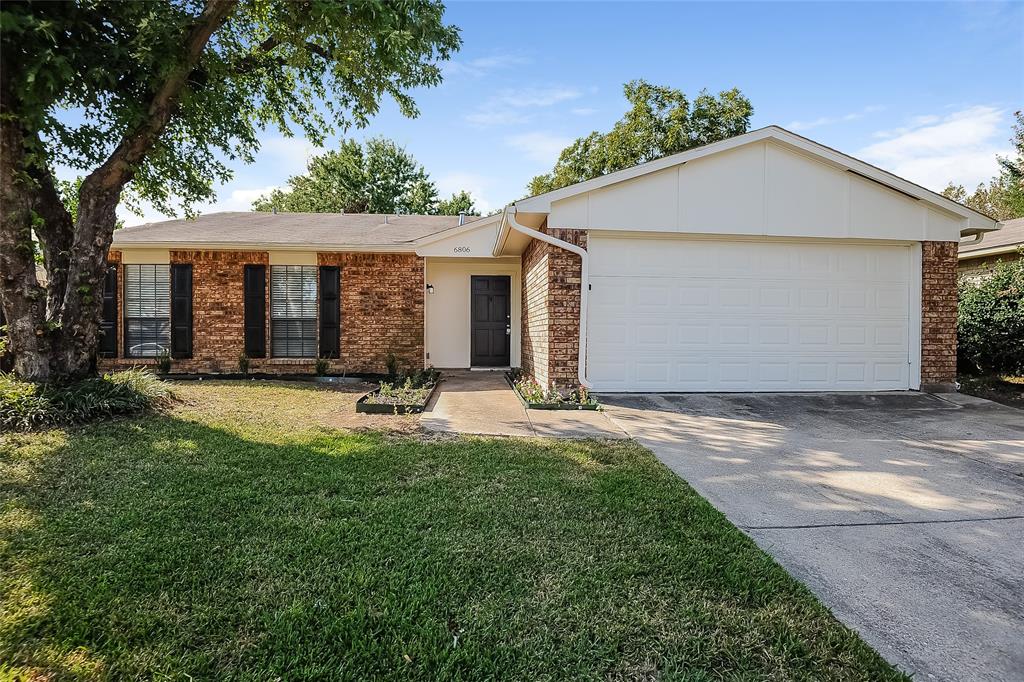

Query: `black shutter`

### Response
(99, 265, 118, 358)
(170, 264, 193, 359)
(244, 265, 266, 358)
(319, 266, 340, 359)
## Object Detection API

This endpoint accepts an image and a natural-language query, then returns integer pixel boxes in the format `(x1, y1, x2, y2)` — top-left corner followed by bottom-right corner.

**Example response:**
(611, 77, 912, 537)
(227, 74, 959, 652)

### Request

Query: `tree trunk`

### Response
(0, 0, 236, 383)
(0, 115, 53, 381)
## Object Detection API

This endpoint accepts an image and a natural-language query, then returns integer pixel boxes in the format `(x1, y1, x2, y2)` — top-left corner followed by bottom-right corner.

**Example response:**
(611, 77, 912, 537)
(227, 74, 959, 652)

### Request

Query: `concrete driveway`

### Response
(602, 392, 1024, 682)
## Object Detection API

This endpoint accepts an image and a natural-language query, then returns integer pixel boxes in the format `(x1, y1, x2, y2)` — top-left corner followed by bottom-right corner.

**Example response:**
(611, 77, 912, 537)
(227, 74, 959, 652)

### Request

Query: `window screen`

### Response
(271, 265, 317, 357)
(124, 264, 170, 357)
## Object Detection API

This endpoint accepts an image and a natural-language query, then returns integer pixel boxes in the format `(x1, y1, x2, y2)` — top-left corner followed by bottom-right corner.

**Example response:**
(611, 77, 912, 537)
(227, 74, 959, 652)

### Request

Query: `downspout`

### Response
(504, 206, 592, 389)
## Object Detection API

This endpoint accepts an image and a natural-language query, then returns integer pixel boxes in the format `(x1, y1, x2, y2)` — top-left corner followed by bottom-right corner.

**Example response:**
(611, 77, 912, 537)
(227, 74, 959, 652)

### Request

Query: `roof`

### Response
(959, 217, 1024, 258)
(112, 212, 484, 250)
(512, 125, 999, 232)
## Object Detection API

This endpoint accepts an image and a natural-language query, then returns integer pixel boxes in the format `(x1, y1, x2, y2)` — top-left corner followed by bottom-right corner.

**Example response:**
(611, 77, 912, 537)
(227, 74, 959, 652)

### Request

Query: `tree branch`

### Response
(88, 0, 239, 192)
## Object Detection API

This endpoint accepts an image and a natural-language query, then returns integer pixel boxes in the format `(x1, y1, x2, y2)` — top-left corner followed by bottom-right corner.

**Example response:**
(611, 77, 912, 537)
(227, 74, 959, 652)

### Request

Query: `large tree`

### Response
(942, 110, 1024, 221)
(252, 137, 478, 216)
(528, 80, 753, 196)
(0, 0, 460, 382)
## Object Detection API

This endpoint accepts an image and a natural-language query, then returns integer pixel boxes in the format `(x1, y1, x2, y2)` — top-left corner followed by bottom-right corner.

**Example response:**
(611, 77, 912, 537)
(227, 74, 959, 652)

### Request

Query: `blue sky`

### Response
(114, 1, 1023, 225)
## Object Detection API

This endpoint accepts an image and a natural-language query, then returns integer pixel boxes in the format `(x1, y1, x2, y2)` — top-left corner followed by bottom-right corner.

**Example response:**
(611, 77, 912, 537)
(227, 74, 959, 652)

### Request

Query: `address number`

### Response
(453, 246, 471, 253)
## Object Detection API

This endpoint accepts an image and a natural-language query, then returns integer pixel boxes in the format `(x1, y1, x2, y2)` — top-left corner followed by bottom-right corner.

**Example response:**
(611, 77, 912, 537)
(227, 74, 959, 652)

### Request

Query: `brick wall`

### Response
(99, 250, 424, 375)
(520, 228, 587, 389)
(958, 250, 1021, 282)
(318, 252, 424, 374)
(921, 241, 958, 388)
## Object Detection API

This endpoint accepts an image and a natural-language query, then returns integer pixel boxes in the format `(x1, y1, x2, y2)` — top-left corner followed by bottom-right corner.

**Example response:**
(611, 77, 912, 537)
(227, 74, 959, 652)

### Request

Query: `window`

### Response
(271, 265, 317, 357)
(124, 264, 170, 357)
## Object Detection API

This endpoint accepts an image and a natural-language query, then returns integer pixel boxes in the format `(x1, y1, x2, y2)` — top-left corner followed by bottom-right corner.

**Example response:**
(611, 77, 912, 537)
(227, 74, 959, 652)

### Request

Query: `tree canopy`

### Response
(942, 110, 1023, 221)
(0, 0, 461, 381)
(252, 137, 479, 216)
(527, 81, 753, 196)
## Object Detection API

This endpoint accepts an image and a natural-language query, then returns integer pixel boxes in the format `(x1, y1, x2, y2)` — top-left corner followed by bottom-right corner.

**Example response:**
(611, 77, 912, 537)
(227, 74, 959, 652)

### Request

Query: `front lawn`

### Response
(1, 382, 904, 680)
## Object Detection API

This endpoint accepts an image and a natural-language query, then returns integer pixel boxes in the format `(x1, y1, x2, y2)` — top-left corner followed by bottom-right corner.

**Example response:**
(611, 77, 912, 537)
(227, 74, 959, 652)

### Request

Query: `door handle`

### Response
(506, 326, 511, 335)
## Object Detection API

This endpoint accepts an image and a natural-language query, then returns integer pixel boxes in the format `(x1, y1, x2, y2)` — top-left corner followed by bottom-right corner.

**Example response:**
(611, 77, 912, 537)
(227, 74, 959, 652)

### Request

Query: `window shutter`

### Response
(170, 264, 193, 359)
(244, 265, 266, 358)
(319, 266, 340, 359)
(99, 265, 118, 358)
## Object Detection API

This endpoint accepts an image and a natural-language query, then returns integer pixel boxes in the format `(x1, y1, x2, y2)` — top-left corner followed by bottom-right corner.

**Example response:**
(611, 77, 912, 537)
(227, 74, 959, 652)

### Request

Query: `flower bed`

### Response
(505, 370, 599, 410)
(356, 369, 441, 414)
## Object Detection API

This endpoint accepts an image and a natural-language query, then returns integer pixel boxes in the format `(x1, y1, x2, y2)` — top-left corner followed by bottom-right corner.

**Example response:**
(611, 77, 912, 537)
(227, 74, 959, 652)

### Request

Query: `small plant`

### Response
(512, 374, 597, 408)
(0, 368, 174, 431)
(155, 350, 171, 374)
(238, 353, 250, 375)
(384, 352, 399, 380)
(315, 357, 329, 376)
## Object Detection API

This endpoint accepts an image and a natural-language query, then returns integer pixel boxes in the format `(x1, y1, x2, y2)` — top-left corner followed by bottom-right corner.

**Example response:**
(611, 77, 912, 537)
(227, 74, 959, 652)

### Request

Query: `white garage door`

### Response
(587, 236, 913, 392)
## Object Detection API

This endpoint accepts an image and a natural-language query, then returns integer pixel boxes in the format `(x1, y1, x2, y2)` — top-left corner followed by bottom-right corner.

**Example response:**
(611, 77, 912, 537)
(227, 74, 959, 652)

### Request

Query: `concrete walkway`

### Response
(420, 371, 626, 438)
(602, 391, 1024, 682)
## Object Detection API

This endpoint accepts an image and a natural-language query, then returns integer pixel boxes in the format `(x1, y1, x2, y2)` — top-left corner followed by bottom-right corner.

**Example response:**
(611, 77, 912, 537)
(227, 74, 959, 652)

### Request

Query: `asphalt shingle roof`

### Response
(112, 212, 482, 248)
(960, 217, 1024, 255)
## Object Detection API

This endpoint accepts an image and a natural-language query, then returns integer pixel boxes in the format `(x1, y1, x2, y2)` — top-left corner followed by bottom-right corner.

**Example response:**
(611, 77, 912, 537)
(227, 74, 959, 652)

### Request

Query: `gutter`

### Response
(503, 206, 592, 389)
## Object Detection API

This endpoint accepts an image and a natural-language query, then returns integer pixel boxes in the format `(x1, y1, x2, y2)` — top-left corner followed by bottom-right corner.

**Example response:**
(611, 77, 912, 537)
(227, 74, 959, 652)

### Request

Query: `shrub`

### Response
(238, 353, 250, 375)
(0, 368, 174, 431)
(957, 254, 1024, 375)
(156, 350, 171, 374)
(315, 357, 329, 376)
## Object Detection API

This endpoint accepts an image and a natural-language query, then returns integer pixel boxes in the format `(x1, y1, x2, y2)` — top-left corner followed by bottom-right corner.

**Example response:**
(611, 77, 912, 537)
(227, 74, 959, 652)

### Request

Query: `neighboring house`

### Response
(958, 216, 1023, 280)
(103, 126, 1000, 392)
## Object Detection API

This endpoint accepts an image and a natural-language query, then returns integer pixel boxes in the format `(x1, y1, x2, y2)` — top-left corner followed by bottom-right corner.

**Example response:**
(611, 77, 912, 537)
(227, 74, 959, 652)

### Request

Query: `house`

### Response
(102, 126, 1000, 392)
(958, 216, 1023, 280)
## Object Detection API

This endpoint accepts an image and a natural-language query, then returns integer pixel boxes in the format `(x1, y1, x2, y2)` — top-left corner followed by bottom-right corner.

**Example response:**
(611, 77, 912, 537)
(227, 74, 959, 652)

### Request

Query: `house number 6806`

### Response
(453, 246, 471, 253)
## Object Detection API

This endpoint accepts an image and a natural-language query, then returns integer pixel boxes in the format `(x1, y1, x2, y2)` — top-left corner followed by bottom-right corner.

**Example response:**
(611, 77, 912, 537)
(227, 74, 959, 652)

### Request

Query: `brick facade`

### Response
(520, 228, 587, 389)
(99, 250, 424, 376)
(318, 252, 424, 374)
(921, 241, 958, 388)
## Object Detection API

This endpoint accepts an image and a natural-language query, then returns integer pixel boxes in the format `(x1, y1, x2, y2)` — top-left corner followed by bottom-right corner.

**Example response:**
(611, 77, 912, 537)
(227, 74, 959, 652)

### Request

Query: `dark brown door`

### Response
(471, 275, 511, 367)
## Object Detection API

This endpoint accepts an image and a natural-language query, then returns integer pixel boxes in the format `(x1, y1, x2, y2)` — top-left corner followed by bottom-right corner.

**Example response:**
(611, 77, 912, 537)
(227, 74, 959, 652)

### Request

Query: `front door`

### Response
(470, 275, 511, 367)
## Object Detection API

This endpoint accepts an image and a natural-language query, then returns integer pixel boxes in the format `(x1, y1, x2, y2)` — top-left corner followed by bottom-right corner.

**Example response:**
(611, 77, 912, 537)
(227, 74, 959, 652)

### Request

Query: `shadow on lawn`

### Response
(1, 410, 905, 680)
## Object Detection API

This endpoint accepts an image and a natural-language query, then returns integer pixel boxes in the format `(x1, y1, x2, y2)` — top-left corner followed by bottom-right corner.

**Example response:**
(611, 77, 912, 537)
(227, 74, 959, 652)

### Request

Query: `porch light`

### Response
(426, 284, 434, 294)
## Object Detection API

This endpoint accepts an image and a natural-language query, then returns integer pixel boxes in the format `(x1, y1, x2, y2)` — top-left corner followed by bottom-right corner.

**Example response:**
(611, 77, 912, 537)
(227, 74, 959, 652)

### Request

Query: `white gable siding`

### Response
(677, 142, 764, 234)
(547, 140, 967, 242)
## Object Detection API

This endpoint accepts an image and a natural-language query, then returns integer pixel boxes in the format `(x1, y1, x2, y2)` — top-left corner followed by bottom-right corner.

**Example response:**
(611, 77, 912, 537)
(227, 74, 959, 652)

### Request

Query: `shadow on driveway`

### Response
(601, 391, 1024, 682)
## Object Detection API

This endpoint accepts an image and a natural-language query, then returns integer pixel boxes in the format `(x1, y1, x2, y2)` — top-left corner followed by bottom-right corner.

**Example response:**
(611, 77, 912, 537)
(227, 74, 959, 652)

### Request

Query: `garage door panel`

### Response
(588, 237, 912, 392)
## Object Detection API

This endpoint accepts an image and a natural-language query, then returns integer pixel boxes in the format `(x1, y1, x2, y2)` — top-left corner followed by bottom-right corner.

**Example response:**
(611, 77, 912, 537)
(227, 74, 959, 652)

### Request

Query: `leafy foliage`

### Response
(510, 369, 597, 406)
(252, 138, 478, 215)
(1, 0, 461, 382)
(4, 1, 462, 216)
(528, 81, 753, 195)
(436, 189, 478, 216)
(942, 111, 1024, 220)
(0, 368, 174, 431)
(957, 253, 1024, 375)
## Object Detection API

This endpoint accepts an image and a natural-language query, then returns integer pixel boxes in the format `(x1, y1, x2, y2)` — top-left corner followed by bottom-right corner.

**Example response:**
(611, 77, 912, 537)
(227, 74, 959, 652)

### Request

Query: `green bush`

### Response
(0, 368, 174, 431)
(957, 254, 1024, 375)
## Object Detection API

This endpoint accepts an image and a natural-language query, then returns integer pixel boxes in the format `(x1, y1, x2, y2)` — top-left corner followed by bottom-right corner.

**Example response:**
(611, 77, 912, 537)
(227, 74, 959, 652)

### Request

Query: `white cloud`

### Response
(258, 136, 326, 175)
(444, 52, 531, 78)
(788, 105, 884, 132)
(858, 105, 1011, 191)
(465, 87, 582, 127)
(435, 172, 497, 214)
(505, 132, 574, 165)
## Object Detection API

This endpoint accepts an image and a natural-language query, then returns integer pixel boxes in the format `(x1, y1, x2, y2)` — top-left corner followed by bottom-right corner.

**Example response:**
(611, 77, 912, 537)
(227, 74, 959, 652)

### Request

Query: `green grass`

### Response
(1, 382, 905, 680)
